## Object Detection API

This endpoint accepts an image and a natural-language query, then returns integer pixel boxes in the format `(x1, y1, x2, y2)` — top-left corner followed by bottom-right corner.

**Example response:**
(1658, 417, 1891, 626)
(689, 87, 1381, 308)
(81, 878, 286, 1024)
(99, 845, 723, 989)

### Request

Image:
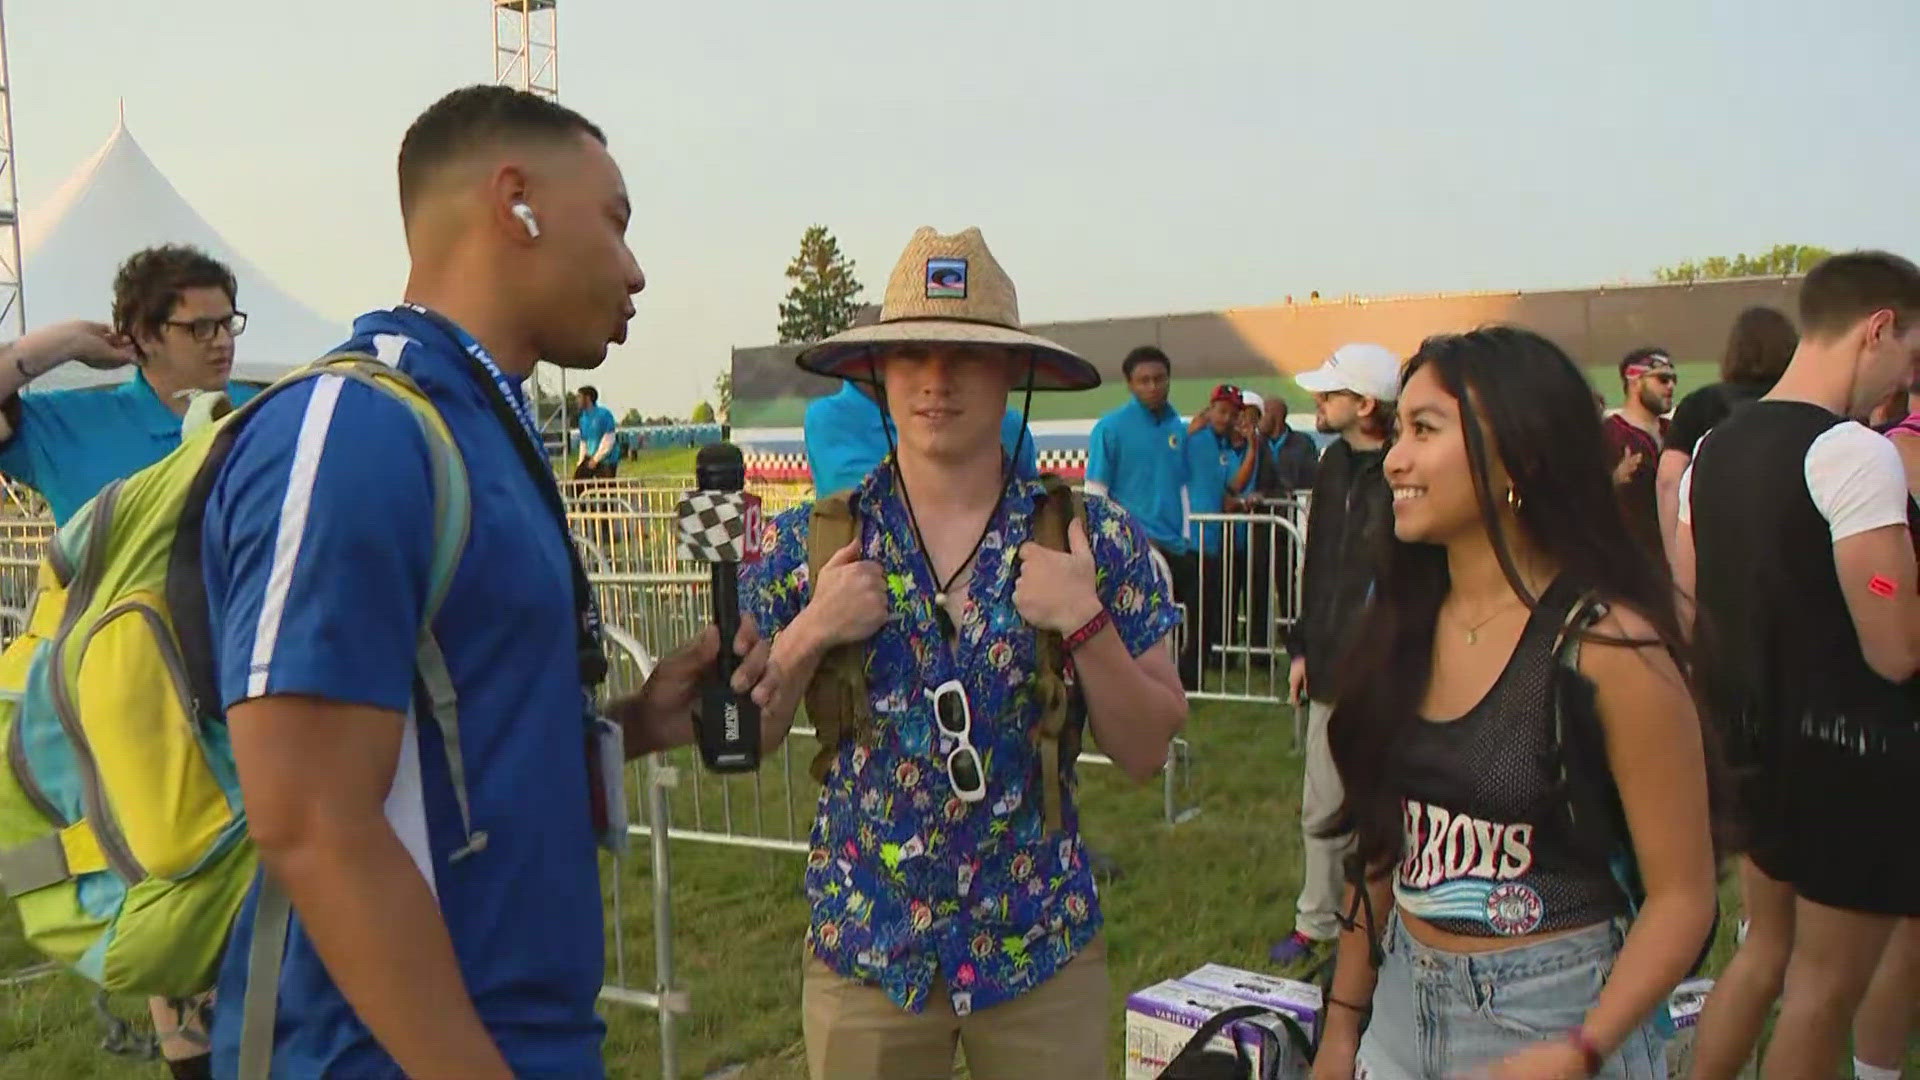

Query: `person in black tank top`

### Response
(1674, 251, 1920, 1080)
(1311, 328, 1719, 1080)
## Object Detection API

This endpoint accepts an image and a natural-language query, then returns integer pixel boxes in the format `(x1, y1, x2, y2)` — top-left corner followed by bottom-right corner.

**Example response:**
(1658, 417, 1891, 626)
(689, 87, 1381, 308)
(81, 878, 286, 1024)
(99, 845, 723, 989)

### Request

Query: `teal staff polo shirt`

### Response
(0, 368, 262, 525)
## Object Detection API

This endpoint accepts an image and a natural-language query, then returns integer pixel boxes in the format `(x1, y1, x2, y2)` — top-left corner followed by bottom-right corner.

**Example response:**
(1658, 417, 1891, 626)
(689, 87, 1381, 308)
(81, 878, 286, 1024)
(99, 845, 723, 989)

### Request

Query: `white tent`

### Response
(20, 110, 340, 390)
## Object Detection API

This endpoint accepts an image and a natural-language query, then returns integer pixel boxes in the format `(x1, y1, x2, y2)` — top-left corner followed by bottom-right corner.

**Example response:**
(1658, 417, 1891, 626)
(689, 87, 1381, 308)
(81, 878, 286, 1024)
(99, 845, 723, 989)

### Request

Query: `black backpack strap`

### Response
(1159, 1003, 1315, 1078)
(1547, 590, 1718, 975)
(1548, 588, 1619, 856)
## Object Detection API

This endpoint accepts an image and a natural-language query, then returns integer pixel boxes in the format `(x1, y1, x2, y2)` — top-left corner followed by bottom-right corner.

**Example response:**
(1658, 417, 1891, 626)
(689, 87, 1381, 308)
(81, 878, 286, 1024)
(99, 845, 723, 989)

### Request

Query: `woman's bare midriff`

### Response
(1399, 906, 1599, 954)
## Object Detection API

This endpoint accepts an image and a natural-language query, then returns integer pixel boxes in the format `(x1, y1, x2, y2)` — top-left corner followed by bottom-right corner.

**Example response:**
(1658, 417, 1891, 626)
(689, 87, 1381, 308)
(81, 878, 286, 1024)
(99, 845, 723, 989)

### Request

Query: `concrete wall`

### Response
(732, 276, 1803, 424)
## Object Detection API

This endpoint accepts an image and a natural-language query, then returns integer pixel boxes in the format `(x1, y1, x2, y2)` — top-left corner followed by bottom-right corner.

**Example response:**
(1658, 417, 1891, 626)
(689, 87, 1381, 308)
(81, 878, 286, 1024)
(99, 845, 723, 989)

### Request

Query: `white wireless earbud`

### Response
(511, 202, 541, 238)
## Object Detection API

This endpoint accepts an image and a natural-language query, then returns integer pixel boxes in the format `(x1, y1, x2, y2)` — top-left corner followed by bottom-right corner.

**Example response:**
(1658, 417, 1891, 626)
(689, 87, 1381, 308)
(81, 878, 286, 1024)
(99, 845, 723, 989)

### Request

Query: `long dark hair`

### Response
(1719, 305, 1797, 385)
(1322, 326, 1712, 880)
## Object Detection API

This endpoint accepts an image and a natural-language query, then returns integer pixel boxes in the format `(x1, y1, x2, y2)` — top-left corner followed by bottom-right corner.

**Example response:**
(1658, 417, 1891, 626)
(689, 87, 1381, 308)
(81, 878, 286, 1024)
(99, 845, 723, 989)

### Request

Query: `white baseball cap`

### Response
(1293, 343, 1403, 403)
(1239, 390, 1264, 410)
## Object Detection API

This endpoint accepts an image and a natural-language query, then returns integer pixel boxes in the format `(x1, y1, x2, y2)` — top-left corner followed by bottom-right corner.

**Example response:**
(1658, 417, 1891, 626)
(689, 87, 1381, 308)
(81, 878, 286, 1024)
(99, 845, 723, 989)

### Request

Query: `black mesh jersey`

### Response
(1392, 577, 1627, 938)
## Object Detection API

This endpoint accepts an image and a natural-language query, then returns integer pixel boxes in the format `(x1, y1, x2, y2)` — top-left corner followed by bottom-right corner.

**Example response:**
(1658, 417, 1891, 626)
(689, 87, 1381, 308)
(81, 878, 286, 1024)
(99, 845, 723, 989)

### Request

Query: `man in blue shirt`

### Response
(1183, 383, 1246, 680)
(0, 244, 261, 525)
(804, 377, 1037, 495)
(200, 85, 776, 1080)
(573, 383, 622, 478)
(1085, 344, 1206, 684)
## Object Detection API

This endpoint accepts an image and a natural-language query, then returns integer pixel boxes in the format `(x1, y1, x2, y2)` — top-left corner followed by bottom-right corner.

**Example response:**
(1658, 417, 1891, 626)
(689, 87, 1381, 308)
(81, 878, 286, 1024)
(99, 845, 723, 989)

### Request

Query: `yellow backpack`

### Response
(802, 474, 1086, 833)
(0, 354, 474, 1073)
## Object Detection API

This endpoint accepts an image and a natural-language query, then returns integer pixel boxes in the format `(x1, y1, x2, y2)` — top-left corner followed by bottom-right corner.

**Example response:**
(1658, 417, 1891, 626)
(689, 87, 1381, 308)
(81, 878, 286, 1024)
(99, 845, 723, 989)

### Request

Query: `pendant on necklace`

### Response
(935, 590, 948, 607)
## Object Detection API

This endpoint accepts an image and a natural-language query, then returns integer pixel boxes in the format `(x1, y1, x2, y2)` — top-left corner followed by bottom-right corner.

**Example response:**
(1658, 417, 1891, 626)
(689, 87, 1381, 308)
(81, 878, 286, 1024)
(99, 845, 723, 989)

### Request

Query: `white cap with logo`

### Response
(1293, 343, 1403, 403)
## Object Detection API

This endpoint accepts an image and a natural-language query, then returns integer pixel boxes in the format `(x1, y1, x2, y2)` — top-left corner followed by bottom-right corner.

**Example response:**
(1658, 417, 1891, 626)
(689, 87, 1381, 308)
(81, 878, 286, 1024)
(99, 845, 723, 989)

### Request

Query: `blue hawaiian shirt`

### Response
(741, 463, 1179, 1017)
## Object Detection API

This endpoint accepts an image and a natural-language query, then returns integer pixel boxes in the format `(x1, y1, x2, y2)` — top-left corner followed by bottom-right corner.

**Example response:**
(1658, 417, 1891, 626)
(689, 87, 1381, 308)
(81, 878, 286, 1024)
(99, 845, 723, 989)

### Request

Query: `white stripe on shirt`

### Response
(373, 333, 412, 367)
(385, 707, 437, 899)
(246, 374, 346, 698)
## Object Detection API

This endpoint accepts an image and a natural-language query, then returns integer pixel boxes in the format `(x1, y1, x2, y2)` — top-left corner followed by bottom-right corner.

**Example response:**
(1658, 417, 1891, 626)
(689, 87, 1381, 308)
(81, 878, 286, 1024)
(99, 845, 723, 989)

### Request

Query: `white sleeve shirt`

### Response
(1677, 421, 1907, 542)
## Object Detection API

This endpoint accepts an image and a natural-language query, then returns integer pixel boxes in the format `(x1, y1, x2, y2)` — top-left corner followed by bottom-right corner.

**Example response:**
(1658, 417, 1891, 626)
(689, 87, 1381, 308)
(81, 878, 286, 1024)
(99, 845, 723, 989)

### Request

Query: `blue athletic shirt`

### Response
(1185, 427, 1244, 556)
(202, 306, 606, 1079)
(1086, 397, 1190, 553)
(577, 403, 622, 466)
(0, 369, 261, 525)
(804, 379, 1037, 496)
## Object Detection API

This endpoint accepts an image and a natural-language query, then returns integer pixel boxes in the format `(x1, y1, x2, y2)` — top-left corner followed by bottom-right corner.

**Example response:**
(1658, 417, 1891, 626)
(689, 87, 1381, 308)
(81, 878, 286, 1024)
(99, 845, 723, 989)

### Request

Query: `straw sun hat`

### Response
(794, 226, 1101, 392)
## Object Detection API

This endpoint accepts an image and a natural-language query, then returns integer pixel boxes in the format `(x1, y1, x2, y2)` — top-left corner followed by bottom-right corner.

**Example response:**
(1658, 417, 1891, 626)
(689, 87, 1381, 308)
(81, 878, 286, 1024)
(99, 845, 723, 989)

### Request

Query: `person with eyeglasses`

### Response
(1602, 347, 1676, 559)
(0, 244, 256, 1077)
(739, 226, 1186, 1079)
(0, 244, 260, 527)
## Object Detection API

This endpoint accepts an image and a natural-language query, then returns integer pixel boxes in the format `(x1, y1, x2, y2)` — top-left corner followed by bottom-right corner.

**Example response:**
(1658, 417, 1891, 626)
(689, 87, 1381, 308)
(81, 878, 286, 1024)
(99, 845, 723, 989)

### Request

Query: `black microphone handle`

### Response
(711, 559, 741, 682)
(698, 558, 761, 772)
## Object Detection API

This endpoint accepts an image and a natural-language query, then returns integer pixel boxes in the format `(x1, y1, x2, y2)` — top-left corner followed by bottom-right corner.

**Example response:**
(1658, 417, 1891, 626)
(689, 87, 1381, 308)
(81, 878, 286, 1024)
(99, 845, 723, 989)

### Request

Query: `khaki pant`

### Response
(802, 935, 1109, 1080)
(1296, 700, 1354, 941)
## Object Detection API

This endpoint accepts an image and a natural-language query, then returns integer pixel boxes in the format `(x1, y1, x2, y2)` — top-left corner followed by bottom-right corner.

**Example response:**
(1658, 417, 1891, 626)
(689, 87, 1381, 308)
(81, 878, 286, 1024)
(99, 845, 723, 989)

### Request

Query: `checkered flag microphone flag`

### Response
(676, 490, 761, 564)
(686, 442, 763, 774)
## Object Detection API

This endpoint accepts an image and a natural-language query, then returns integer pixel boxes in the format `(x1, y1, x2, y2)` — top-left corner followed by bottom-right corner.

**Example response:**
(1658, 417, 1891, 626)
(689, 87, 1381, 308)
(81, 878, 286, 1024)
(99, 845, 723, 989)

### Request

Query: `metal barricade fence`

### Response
(0, 517, 53, 644)
(1184, 502, 1307, 713)
(0, 483, 1209, 1077)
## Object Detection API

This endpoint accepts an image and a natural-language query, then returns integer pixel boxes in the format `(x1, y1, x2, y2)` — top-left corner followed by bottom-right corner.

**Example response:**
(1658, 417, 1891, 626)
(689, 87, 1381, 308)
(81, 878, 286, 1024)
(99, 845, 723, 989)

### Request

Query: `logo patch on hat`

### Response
(926, 258, 968, 300)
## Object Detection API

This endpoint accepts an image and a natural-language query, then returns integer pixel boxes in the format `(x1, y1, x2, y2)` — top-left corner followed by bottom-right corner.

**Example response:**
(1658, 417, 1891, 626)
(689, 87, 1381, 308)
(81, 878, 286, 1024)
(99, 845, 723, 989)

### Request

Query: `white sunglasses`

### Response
(931, 679, 985, 803)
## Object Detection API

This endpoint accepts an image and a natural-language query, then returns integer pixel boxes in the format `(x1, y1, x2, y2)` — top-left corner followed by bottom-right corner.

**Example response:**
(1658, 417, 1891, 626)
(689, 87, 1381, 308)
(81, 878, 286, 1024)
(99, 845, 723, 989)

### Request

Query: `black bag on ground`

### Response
(1156, 1003, 1315, 1080)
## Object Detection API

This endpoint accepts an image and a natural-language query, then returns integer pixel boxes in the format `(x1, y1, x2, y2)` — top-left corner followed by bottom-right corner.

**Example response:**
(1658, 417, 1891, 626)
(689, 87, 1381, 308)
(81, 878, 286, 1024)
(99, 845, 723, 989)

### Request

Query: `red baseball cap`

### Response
(1210, 384, 1243, 406)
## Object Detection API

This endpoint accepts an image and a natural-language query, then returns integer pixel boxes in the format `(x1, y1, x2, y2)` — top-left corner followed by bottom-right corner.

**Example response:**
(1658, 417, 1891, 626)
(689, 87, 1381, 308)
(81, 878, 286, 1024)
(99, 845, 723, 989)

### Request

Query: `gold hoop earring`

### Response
(1506, 487, 1524, 514)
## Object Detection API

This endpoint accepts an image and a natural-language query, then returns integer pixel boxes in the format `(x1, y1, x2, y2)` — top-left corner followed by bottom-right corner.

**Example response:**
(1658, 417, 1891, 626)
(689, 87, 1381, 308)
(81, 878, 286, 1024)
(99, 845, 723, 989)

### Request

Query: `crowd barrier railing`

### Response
(592, 624, 686, 1076)
(1183, 502, 1308, 724)
(0, 478, 1235, 1078)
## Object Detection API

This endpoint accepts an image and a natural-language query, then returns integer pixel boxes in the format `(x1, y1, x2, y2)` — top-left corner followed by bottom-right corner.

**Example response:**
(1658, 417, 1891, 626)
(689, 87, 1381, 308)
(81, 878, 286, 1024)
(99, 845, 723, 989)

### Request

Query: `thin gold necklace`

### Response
(1453, 598, 1523, 645)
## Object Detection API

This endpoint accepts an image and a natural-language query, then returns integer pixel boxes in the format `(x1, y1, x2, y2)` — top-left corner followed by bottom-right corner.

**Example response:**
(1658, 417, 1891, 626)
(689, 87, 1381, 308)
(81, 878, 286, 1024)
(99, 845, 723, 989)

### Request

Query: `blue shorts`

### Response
(1355, 915, 1665, 1080)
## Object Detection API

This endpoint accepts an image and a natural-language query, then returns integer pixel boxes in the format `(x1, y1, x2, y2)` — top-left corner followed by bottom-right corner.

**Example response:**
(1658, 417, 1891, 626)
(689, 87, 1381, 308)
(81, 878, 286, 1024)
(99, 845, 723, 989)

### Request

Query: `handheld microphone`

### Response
(677, 442, 764, 772)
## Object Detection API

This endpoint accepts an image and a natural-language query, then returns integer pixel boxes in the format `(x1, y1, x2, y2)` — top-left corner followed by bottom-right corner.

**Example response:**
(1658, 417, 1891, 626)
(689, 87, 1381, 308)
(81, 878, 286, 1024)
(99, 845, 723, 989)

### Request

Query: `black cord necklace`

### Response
(871, 352, 1038, 640)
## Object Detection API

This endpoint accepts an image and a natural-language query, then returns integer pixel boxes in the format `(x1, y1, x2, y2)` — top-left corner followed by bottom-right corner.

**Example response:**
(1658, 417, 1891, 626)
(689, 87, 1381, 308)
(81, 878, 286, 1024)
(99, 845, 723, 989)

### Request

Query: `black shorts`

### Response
(1739, 725, 1919, 916)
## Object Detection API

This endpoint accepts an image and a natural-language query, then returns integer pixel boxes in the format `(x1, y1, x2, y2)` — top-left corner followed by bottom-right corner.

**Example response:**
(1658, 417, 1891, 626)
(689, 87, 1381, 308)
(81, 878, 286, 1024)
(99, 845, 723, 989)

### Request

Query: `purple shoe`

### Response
(1268, 931, 1334, 977)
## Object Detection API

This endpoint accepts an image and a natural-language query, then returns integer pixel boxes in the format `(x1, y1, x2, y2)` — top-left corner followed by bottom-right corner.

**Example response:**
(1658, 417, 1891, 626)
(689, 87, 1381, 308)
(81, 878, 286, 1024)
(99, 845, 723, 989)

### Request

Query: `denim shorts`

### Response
(1354, 914, 1665, 1080)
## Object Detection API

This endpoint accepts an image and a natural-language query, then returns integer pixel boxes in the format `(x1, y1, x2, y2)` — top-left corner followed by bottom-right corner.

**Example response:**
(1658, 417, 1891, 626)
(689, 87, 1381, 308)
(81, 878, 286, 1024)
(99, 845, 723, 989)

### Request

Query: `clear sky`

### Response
(12, 0, 1920, 419)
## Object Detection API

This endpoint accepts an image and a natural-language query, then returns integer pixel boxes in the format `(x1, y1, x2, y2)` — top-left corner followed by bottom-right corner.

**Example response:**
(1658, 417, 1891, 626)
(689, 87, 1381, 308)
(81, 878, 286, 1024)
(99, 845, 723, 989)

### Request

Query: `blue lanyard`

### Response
(397, 303, 543, 450)
(392, 303, 609, 692)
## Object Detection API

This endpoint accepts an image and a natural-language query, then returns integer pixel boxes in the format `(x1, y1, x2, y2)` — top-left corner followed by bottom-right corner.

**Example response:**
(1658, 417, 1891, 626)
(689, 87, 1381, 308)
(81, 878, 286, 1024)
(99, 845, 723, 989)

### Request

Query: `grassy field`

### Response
(1, 697, 1787, 1080)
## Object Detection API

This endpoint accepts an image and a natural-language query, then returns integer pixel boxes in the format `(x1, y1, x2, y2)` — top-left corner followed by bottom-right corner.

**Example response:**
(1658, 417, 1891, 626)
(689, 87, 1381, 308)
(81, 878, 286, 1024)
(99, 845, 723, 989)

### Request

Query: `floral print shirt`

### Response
(740, 463, 1179, 1016)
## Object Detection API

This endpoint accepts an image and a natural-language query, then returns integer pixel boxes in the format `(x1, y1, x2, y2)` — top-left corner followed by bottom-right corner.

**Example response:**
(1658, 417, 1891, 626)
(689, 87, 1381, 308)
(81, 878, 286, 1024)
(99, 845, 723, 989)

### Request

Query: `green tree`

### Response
(1654, 244, 1831, 284)
(713, 370, 733, 423)
(777, 225, 864, 343)
(691, 401, 715, 423)
(620, 408, 642, 426)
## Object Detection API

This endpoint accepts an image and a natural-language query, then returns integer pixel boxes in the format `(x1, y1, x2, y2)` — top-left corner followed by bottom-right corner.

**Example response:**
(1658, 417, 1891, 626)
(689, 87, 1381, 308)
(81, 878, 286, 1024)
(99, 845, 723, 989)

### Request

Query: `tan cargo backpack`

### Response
(801, 475, 1086, 834)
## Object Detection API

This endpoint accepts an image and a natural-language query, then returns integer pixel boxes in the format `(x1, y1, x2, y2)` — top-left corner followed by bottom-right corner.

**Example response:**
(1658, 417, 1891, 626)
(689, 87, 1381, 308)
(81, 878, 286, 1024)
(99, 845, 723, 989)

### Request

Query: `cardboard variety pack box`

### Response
(1124, 981, 1295, 1080)
(1662, 978, 1757, 1079)
(1177, 963, 1323, 1045)
(1124, 966, 1322, 1080)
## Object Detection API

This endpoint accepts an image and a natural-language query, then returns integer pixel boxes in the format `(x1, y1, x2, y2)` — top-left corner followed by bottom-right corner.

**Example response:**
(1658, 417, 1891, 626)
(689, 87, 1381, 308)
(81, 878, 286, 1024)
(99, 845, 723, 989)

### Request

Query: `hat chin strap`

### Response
(873, 351, 1036, 638)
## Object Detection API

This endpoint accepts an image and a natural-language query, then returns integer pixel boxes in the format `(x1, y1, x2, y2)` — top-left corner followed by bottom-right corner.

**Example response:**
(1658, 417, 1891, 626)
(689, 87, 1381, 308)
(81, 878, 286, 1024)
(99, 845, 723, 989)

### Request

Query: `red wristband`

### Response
(1064, 608, 1111, 652)
(1567, 1029, 1602, 1076)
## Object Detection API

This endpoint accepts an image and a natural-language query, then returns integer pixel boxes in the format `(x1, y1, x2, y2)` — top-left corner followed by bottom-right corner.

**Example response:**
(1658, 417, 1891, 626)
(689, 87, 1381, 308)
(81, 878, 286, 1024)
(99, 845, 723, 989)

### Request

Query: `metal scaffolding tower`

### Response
(492, 0, 557, 101)
(0, 1, 26, 337)
(492, 0, 568, 455)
